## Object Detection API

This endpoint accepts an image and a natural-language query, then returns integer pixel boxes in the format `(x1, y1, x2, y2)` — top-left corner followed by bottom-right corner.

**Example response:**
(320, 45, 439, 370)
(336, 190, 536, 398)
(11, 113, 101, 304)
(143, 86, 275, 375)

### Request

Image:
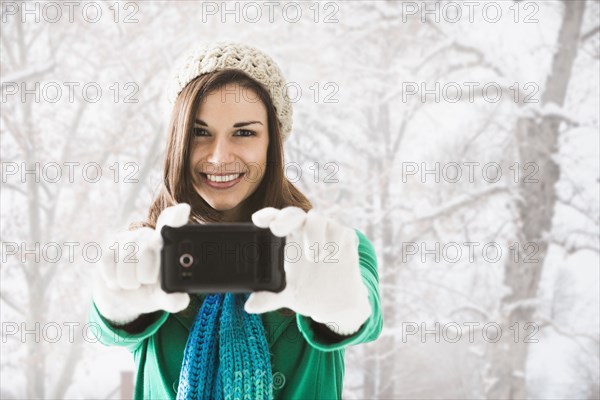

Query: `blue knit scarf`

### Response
(176, 293, 274, 399)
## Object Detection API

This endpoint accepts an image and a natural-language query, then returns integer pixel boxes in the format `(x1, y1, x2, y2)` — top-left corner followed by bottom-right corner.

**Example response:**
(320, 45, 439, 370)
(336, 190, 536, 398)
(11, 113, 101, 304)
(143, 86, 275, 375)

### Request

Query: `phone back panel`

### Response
(161, 223, 286, 293)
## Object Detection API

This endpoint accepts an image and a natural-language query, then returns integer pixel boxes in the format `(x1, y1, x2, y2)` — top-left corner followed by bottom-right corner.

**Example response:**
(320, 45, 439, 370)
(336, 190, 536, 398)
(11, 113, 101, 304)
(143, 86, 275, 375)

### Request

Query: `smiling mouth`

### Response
(201, 172, 245, 183)
(199, 173, 246, 190)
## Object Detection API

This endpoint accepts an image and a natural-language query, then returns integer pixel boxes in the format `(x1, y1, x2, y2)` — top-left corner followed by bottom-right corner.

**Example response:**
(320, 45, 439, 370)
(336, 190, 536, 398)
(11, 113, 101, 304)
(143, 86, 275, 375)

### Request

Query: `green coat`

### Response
(88, 229, 382, 399)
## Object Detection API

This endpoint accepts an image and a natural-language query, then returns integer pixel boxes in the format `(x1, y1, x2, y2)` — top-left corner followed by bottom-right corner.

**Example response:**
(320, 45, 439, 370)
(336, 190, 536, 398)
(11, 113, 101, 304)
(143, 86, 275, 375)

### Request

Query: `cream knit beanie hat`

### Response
(166, 41, 293, 141)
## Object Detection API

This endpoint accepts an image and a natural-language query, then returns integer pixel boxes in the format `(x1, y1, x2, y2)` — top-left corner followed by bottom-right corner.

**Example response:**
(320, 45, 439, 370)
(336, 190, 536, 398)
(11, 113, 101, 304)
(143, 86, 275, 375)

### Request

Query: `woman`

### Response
(90, 42, 383, 400)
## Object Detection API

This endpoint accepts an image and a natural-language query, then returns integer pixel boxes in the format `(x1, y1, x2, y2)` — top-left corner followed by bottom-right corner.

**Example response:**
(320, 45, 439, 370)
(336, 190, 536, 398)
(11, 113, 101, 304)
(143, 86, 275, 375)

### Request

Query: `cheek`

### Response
(248, 148, 268, 181)
(189, 147, 202, 169)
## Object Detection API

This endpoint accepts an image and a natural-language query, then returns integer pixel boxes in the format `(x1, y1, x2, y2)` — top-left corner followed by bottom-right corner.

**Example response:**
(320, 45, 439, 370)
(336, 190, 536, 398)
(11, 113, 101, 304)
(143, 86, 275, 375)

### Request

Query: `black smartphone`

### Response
(160, 223, 286, 294)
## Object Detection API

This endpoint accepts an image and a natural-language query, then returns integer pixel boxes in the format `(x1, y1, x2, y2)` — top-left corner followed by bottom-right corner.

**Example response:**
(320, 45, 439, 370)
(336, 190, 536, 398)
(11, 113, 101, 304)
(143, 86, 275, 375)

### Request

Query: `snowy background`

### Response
(1, 0, 599, 399)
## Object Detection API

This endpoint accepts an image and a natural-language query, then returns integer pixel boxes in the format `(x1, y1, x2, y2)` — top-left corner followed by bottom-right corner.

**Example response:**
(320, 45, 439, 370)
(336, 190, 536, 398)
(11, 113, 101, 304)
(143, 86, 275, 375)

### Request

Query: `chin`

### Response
(208, 201, 243, 211)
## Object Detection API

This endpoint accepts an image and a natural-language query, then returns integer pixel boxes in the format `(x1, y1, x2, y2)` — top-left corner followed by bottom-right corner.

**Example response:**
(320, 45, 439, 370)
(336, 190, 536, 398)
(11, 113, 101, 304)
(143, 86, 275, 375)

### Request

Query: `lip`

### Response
(202, 172, 244, 176)
(201, 173, 244, 189)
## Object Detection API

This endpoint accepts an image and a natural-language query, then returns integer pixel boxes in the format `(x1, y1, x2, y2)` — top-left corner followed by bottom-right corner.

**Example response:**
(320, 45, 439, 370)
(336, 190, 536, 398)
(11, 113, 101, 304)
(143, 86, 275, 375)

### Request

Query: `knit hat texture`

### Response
(166, 41, 293, 141)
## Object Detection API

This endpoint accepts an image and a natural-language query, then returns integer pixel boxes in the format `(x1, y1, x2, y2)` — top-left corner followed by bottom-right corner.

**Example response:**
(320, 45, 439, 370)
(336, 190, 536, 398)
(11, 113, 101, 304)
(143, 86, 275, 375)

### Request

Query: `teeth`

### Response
(206, 173, 241, 183)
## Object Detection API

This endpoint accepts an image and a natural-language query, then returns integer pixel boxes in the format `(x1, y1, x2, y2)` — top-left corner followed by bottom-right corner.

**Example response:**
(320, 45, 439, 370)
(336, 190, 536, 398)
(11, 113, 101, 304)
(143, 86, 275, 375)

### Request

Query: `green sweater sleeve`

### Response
(296, 228, 383, 352)
(87, 300, 169, 353)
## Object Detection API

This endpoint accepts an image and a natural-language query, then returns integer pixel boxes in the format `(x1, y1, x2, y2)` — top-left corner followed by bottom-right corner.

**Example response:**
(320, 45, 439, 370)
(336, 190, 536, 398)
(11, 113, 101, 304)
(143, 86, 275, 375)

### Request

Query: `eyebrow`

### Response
(194, 119, 263, 128)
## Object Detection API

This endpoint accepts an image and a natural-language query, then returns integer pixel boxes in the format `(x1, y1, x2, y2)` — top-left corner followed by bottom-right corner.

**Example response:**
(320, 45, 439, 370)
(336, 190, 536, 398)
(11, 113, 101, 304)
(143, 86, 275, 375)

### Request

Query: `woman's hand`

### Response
(244, 207, 372, 336)
(92, 204, 192, 325)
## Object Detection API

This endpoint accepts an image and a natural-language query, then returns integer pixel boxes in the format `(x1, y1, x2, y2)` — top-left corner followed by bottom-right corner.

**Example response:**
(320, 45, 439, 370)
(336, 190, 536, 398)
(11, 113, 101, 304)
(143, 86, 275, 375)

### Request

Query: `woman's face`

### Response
(188, 83, 269, 218)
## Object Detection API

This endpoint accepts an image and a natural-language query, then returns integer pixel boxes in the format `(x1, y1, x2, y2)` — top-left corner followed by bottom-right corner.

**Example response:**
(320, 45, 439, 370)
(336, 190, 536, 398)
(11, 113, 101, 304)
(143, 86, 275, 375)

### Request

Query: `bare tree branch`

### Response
(0, 293, 24, 315)
(580, 25, 600, 42)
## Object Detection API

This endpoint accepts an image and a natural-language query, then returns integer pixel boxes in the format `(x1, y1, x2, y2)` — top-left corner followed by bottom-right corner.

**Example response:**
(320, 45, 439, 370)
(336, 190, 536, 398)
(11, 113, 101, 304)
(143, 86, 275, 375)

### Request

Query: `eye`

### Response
(193, 127, 208, 137)
(235, 129, 256, 137)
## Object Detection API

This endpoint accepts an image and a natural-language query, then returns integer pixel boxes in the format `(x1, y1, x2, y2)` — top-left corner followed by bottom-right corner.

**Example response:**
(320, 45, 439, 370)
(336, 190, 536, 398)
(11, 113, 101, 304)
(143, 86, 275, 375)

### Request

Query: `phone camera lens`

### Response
(179, 253, 194, 268)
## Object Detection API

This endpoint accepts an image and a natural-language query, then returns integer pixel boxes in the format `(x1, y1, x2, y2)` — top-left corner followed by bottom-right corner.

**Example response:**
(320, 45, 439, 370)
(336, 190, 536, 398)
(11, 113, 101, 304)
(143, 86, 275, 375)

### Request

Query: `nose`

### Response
(206, 136, 235, 167)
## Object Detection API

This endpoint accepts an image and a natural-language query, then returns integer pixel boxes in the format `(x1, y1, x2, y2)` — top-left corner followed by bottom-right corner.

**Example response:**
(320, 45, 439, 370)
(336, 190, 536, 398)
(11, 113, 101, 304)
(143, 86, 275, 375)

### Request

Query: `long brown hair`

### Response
(133, 69, 312, 229)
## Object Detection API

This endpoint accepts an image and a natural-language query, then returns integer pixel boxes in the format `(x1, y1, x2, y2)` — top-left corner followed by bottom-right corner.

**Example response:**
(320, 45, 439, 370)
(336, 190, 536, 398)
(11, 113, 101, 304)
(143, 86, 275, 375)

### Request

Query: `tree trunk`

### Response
(16, 17, 46, 396)
(486, 1, 586, 398)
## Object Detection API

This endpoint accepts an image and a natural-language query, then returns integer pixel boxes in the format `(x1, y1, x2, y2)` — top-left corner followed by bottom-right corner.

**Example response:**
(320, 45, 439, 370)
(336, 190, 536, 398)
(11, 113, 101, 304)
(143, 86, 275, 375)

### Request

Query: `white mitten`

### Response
(92, 204, 192, 325)
(244, 207, 372, 336)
